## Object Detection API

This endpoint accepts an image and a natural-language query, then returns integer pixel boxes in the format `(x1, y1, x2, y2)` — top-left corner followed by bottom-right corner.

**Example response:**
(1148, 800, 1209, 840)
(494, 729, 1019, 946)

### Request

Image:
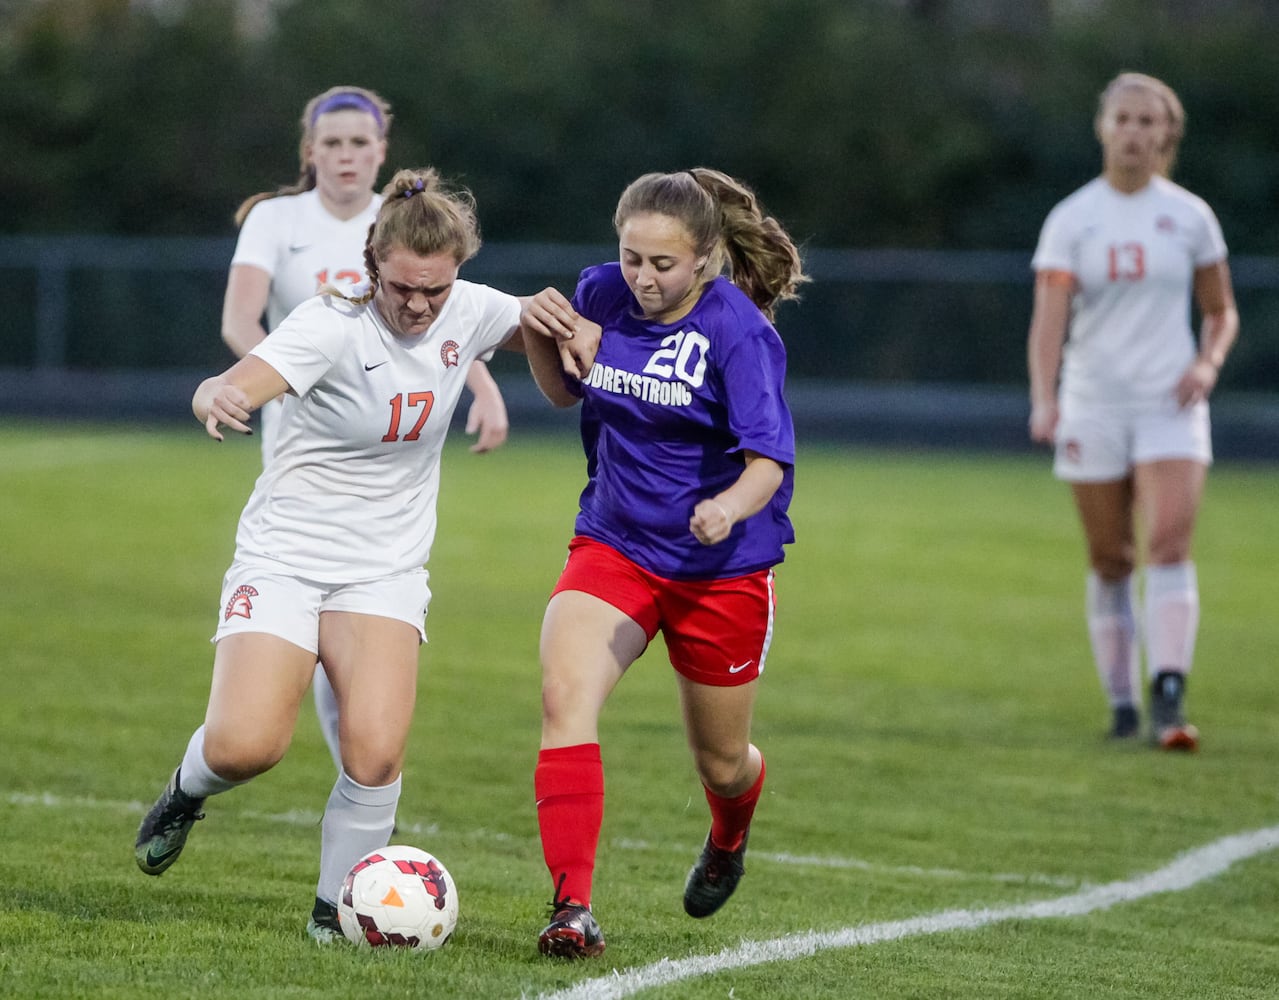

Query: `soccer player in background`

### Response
(519, 168, 806, 958)
(220, 85, 510, 775)
(135, 168, 580, 942)
(1027, 72, 1239, 750)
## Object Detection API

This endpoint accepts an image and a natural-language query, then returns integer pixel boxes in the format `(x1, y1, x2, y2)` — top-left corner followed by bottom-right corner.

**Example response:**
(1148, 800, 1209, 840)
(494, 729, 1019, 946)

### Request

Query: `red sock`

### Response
(535, 743, 604, 907)
(705, 754, 765, 852)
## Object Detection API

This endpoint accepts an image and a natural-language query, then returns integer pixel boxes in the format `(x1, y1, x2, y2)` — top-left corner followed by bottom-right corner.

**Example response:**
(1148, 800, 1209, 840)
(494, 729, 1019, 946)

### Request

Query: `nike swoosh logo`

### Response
(364, 361, 388, 371)
(144, 845, 181, 870)
(288, 243, 311, 253)
(727, 661, 754, 674)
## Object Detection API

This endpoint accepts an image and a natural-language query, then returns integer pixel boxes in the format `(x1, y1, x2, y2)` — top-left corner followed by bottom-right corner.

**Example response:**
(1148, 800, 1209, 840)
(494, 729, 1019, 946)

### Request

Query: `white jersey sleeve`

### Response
(230, 198, 286, 276)
(249, 294, 349, 397)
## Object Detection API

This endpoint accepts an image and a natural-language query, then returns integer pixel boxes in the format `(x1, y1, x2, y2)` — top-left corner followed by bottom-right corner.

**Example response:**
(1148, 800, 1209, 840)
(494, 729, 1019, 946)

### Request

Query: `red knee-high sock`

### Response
(705, 753, 766, 852)
(535, 743, 604, 908)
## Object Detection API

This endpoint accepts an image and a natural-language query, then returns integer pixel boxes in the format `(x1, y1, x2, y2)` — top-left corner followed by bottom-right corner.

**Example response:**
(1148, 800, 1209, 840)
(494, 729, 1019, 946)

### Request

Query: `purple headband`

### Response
(310, 92, 385, 131)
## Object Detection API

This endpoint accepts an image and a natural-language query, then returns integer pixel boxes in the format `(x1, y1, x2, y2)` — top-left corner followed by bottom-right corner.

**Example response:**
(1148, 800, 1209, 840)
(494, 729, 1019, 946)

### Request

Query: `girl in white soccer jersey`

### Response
(135, 168, 573, 943)
(220, 86, 510, 775)
(1027, 72, 1239, 750)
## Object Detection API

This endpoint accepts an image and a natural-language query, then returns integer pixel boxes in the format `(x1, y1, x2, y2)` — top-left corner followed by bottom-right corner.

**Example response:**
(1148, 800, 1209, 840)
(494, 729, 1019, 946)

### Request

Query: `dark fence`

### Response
(2, 237, 1276, 458)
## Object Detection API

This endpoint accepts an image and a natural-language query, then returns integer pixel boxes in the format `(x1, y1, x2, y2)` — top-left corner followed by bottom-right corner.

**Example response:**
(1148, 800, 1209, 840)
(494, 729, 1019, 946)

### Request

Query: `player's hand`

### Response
(559, 318, 601, 380)
(465, 389, 509, 453)
(521, 287, 579, 343)
(1028, 400, 1058, 445)
(690, 497, 736, 546)
(1175, 358, 1218, 408)
(193, 376, 253, 442)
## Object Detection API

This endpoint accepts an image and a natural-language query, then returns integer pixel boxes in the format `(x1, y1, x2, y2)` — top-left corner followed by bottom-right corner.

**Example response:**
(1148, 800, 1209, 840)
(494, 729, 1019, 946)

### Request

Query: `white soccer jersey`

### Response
(1032, 176, 1227, 404)
(236, 282, 521, 583)
(231, 189, 382, 330)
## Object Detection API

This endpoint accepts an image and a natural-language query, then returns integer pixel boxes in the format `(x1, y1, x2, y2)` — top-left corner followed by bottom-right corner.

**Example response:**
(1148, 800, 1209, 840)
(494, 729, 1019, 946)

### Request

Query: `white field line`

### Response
(5, 791, 1078, 890)
(533, 825, 1279, 1000)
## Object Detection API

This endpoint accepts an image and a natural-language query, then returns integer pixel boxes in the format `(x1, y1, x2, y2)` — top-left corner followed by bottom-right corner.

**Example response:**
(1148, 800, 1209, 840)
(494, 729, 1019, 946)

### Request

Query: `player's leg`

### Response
(312, 663, 343, 772)
(666, 568, 773, 917)
(310, 607, 421, 942)
(135, 630, 316, 875)
(536, 587, 647, 958)
(1135, 457, 1207, 750)
(677, 676, 764, 917)
(1070, 478, 1141, 737)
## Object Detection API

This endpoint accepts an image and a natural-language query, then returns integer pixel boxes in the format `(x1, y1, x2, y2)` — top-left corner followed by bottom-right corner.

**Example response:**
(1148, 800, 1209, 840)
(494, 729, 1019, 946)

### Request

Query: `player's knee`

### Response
(1146, 530, 1192, 566)
(1090, 546, 1135, 580)
(203, 730, 287, 782)
(693, 747, 751, 796)
(338, 733, 402, 786)
(344, 758, 400, 787)
(540, 674, 592, 727)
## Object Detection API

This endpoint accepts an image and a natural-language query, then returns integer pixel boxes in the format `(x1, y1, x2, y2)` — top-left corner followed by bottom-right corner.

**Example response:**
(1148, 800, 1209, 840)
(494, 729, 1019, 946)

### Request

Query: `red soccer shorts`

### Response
(551, 536, 777, 687)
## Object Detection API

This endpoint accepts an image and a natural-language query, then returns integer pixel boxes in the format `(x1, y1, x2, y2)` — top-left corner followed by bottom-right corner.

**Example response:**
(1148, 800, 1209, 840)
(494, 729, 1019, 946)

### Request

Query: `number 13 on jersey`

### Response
(1107, 242, 1145, 282)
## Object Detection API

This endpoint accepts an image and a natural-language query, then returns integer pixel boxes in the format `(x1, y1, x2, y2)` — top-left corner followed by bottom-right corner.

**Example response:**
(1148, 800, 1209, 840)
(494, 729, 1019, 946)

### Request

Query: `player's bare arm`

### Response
(1176, 260, 1240, 407)
(193, 355, 291, 441)
(689, 452, 785, 546)
(1027, 270, 1074, 443)
(221, 264, 273, 359)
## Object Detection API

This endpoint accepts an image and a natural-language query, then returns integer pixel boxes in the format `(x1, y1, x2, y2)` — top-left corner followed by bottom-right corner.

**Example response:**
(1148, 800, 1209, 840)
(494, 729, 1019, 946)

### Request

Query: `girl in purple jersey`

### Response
(520, 168, 807, 958)
(1027, 73, 1239, 749)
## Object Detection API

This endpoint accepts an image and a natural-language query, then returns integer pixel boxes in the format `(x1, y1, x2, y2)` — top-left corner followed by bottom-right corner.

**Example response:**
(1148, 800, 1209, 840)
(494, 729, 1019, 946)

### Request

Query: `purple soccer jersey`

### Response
(567, 263, 795, 580)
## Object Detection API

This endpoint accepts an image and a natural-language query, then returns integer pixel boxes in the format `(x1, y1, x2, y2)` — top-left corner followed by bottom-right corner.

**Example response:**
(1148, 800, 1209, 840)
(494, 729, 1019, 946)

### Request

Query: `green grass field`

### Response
(2, 420, 1277, 999)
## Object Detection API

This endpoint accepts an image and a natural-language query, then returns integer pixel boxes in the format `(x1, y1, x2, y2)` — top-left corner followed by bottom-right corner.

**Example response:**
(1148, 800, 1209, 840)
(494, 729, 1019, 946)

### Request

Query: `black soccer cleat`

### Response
(306, 896, 345, 946)
(538, 875, 605, 958)
(135, 768, 205, 875)
(683, 829, 748, 918)
(1150, 670, 1199, 751)
(1108, 704, 1140, 740)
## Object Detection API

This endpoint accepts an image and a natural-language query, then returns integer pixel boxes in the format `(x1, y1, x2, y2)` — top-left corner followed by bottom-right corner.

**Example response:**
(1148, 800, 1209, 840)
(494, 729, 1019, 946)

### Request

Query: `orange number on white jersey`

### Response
(382, 392, 436, 442)
(314, 269, 363, 288)
(1107, 242, 1145, 282)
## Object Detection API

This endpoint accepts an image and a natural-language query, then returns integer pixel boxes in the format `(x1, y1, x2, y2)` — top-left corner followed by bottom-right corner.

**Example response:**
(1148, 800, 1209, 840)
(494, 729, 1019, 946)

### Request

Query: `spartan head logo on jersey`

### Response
(440, 340, 461, 368)
(224, 584, 259, 621)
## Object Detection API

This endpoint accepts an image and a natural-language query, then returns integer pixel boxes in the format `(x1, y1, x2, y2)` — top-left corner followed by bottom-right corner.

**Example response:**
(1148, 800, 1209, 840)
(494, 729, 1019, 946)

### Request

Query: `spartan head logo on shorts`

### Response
(440, 340, 460, 368)
(224, 584, 259, 621)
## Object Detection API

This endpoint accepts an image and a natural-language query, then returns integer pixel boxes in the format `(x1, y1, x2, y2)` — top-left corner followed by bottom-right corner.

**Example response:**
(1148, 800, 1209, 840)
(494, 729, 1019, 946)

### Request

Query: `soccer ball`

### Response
(337, 845, 459, 949)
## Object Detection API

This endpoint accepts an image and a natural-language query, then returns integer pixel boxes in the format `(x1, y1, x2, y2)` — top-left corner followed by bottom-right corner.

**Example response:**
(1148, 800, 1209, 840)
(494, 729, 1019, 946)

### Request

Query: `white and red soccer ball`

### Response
(338, 845, 459, 950)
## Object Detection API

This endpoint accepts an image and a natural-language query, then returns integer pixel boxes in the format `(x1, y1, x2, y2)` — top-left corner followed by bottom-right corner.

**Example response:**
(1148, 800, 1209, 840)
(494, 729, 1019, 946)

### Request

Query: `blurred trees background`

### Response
(2, 0, 1277, 387)
(5, 0, 1277, 249)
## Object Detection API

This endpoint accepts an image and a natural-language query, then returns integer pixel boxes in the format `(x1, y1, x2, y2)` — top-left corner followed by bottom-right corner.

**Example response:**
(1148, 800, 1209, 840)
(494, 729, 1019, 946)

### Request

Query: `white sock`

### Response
(1145, 561, 1199, 676)
(316, 770, 401, 905)
(177, 725, 244, 799)
(1086, 572, 1139, 707)
(312, 663, 343, 773)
